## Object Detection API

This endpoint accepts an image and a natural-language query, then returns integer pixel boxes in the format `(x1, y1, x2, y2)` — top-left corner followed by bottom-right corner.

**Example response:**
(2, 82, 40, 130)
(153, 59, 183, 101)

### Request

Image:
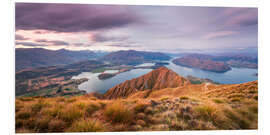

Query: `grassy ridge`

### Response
(16, 83, 257, 133)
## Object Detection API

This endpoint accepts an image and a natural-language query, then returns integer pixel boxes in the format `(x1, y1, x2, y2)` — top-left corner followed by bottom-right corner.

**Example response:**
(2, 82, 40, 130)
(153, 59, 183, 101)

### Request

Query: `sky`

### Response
(15, 3, 258, 53)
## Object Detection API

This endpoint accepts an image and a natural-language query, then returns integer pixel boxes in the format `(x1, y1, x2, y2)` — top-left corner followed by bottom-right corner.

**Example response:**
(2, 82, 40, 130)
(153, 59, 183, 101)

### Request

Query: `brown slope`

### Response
(103, 66, 190, 99)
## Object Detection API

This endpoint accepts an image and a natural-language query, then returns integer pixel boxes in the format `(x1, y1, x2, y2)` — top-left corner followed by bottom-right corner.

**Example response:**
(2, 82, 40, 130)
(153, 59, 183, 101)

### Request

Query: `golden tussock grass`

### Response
(15, 81, 258, 132)
(104, 101, 133, 124)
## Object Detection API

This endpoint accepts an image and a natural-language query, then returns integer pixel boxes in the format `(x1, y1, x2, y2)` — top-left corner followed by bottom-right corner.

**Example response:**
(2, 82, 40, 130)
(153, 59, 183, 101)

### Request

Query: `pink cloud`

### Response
(223, 8, 257, 27)
(204, 31, 238, 40)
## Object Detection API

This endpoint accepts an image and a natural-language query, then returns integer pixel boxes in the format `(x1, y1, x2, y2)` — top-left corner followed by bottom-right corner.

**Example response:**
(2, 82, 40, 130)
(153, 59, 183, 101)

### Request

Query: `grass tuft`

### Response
(67, 119, 106, 132)
(104, 102, 133, 123)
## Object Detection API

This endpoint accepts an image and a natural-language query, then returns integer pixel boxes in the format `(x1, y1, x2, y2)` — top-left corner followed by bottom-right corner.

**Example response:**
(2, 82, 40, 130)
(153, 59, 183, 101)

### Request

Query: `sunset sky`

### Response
(15, 3, 258, 53)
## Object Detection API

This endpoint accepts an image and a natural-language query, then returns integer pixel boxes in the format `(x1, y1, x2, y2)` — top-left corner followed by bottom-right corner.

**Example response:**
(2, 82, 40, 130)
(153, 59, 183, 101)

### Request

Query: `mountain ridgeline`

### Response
(101, 50, 171, 65)
(172, 53, 258, 73)
(15, 48, 101, 71)
(16, 49, 171, 72)
(104, 67, 189, 99)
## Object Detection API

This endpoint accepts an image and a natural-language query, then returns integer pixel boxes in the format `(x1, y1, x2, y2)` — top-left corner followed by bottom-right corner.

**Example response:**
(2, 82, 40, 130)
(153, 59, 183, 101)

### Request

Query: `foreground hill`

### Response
(16, 67, 258, 132)
(16, 48, 100, 71)
(101, 50, 171, 65)
(104, 67, 189, 99)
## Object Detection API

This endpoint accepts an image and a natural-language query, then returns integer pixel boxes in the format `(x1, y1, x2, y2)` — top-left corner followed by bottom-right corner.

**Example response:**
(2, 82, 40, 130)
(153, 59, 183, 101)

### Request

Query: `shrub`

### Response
(179, 96, 189, 100)
(15, 102, 23, 112)
(169, 119, 188, 130)
(85, 102, 101, 116)
(248, 105, 258, 113)
(98, 101, 107, 108)
(90, 97, 97, 101)
(195, 105, 219, 122)
(75, 102, 86, 110)
(56, 97, 66, 102)
(212, 99, 224, 104)
(35, 117, 50, 132)
(254, 95, 258, 101)
(237, 108, 257, 121)
(42, 106, 62, 118)
(104, 102, 133, 123)
(48, 119, 66, 132)
(144, 107, 154, 114)
(31, 102, 47, 114)
(67, 119, 105, 132)
(59, 107, 83, 123)
(19, 97, 35, 102)
(136, 113, 146, 119)
(15, 119, 24, 129)
(133, 103, 148, 113)
(194, 120, 216, 130)
(16, 111, 31, 119)
(24, 118, 36, 129)
(66, 98, 77, 103)
(147, 115, 162, 124)
(224, 109, 251, 129)
(136, 120, 146, 126)
(160, 96, 169, 101)
(230, 98, 241, 102)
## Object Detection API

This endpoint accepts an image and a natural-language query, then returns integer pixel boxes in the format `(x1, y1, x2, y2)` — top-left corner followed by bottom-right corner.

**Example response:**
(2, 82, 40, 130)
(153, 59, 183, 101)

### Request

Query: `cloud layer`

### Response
(16, 3, 140, 32)
(15, 3, 258, 53)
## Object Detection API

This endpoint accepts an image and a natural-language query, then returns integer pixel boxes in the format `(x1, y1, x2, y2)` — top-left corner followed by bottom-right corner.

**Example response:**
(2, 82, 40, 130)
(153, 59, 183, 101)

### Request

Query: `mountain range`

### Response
(15, 48, 103, 71)
(101, 50, 171, 65)
(16, 66, 258, 132)
(172, 53, 257, 72)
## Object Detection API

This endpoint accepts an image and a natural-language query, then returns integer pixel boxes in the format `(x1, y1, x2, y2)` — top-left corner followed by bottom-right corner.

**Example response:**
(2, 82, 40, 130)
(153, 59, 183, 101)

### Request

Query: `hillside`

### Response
(101, 50, 171, 65)
(172, 54, 257, 72)
(16, 67, 258, 132)
(172, 57, 231, 73)
(104, 67, 189, 99)
(16, 48, 99, 71)
(15, 60, 108, 96)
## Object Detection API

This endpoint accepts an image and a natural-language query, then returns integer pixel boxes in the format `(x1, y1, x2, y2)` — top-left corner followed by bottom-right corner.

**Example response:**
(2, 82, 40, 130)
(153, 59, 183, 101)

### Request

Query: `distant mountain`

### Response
(103, 67, 189, 99)
(16, 48, 103, 71)
(172, 53, 258, 71)
(101, 50, 171, 65)
(173, 57, 232, 73)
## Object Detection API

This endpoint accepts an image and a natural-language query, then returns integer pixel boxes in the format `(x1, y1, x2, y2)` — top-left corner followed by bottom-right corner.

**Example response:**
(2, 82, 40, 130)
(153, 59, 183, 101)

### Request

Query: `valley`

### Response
(15, 67, 258, 132)
(16, 50, 258, 97)
(15, 49, 258, 132)
(14, 4, 258, 133)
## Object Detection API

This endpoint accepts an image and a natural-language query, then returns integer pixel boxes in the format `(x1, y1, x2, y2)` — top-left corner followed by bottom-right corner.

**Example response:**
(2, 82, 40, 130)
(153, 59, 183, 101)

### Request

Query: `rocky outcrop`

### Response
(103, 67, 190, 99)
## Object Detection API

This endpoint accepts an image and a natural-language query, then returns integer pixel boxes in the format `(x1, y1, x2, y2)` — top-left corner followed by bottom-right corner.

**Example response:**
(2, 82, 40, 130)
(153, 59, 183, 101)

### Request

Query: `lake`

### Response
(72, 60, 258, 93)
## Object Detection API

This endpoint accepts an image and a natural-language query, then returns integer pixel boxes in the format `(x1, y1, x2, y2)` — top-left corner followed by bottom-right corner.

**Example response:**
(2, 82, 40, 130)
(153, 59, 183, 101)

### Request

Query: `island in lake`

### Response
(172, 54, 257, 73)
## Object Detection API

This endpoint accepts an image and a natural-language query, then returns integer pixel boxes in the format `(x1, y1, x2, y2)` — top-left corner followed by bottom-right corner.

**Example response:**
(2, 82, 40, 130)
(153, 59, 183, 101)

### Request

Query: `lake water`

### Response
(72, 69, 152, 93)
(72, 60, 258, 93)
